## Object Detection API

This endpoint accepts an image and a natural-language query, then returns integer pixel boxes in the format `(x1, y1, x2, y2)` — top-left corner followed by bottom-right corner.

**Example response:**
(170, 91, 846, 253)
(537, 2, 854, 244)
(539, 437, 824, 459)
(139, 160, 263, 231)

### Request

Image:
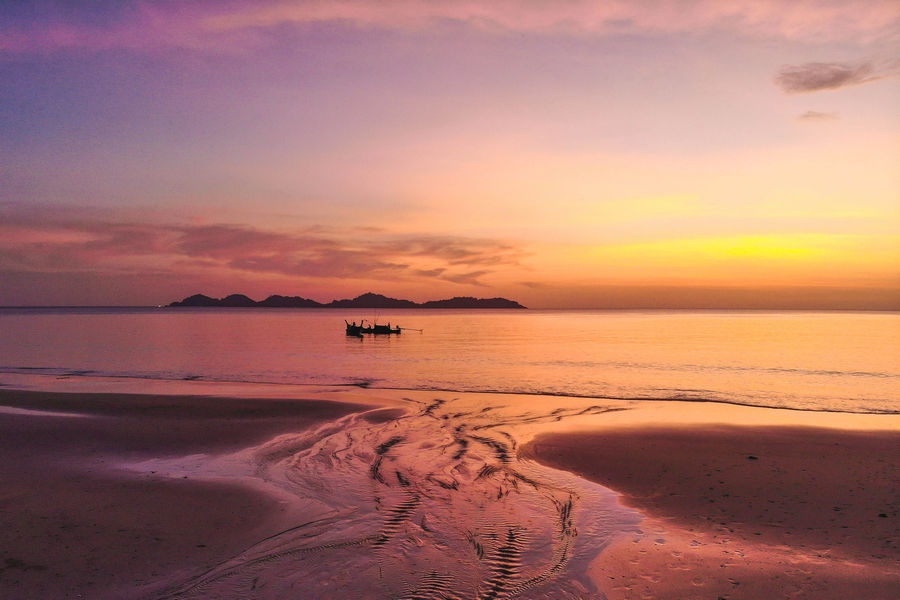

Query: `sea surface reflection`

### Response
(1, 308, 897, 413)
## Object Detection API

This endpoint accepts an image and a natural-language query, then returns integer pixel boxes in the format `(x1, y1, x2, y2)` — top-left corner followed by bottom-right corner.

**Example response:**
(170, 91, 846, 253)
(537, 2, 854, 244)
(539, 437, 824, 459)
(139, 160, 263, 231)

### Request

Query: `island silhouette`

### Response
(168, 292, 526, 309)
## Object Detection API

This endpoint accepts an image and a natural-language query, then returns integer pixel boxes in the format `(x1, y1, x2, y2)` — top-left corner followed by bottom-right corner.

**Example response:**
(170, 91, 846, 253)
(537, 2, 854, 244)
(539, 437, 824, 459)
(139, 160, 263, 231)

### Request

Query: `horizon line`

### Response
(2, 305, 898, 312)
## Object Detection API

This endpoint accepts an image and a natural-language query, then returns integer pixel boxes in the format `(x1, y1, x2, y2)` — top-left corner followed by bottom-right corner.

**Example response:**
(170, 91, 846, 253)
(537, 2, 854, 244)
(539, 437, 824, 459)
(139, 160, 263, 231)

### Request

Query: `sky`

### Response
(1, 0, 898, 308)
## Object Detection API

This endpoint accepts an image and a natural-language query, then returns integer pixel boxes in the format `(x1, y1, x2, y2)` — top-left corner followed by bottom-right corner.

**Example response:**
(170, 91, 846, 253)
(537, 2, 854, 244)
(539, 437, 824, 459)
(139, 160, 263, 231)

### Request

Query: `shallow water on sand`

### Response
(133, 394, 641, 600)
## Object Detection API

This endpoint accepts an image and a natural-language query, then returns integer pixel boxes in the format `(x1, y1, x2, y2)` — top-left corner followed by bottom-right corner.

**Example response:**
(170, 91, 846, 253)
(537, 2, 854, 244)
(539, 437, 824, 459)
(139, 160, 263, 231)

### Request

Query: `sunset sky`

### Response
(1, 1, 898, 308)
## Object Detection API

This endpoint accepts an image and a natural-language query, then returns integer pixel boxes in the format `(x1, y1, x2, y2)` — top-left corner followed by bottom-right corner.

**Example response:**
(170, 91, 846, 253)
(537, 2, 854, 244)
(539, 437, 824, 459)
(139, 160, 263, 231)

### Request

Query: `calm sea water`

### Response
(0, 308, 897, 413)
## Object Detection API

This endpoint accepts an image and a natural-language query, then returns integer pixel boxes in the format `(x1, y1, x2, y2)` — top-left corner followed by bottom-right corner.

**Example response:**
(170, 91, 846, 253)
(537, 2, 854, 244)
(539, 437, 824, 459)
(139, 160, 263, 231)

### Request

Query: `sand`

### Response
(0, 388, 371, 599)
(522, 425, 900, 600)
(2, 385, 898, 599)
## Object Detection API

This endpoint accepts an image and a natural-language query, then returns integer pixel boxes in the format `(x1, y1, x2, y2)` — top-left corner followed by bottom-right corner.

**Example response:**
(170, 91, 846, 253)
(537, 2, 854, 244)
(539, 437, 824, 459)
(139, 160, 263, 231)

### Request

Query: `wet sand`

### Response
(0, 388, 371, 599)
(522, 425, 900, 599)
(2, 385, 899, 599)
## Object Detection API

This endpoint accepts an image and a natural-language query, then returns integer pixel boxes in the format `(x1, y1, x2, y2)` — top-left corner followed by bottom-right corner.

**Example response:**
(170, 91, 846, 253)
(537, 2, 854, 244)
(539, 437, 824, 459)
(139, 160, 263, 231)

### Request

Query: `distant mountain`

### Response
(218, 293, 257, 307)
(168, 294, 219, 307)
(169, 293, 321, 307)
(257, 294, 323, 308)
(327, 292, 418, 309)
(168, 292, 526, 309)
(420, 296, 524, 309)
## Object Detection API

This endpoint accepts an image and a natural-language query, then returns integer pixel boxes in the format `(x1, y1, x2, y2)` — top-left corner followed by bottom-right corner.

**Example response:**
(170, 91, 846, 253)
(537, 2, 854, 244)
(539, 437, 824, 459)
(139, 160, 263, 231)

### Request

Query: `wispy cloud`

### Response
(774, 60, 897, 93)
(797, 110, 839, 121)
(519, 281, 550, 290)
(440, 270, 492, 286)
(373, 236, 523, 268)
(198, 1, 900, 43)
(227, 252, 409, 279)
(0, 214, 522, 288)
(3, 1, 897, 54)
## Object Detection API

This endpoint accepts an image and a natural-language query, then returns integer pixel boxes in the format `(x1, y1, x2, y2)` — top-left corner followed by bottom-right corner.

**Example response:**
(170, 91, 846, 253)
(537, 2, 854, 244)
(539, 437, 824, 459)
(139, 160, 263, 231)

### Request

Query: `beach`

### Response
(0, 388, 374, 599)
(1, 384, 898, 599)
(522, 425, 900, 599)
(6, 0, 900, 596)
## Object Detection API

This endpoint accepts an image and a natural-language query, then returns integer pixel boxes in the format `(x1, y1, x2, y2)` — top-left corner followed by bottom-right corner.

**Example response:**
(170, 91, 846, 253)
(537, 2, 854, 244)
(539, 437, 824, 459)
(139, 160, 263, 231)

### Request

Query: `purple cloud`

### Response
(797, 110, 839, 121)
(5, 1, 897, 54)
(774, 61, 882, 93)
(0, 215, 521, 287)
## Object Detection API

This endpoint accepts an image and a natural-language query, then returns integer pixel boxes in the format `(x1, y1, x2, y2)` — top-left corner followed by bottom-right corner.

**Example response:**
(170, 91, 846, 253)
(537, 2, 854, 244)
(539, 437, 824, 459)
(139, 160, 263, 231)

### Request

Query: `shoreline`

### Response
(2, 370, 898, 418)
(1, 382, 897, 598)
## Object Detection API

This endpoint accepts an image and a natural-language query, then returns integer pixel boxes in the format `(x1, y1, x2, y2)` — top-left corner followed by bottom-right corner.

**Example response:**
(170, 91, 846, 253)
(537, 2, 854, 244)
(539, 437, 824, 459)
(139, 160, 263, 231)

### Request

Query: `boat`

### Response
(345, 320, 401, 336)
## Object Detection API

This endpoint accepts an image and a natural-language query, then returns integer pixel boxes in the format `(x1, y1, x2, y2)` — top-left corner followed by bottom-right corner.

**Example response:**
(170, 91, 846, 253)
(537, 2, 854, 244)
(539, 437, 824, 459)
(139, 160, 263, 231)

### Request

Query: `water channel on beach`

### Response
(136, 393, 642, 600)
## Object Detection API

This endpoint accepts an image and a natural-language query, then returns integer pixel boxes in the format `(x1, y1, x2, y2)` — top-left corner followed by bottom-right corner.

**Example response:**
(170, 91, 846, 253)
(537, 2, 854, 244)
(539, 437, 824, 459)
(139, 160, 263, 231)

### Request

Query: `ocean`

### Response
(0, 307, 897, 414)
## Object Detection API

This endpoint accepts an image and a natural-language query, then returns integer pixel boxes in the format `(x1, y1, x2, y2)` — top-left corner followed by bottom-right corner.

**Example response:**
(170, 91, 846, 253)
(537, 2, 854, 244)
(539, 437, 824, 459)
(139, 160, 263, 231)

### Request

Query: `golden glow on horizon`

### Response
(523, 234, 900, 287)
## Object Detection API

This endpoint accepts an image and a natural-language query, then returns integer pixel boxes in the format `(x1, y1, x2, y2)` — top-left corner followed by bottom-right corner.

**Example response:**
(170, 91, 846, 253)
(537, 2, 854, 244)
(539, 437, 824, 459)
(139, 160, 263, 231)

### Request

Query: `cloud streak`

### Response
(775, 62, 871, 93)
(775, 60, 898, 93)
(796, 110, 839, 121)
(3, 0, 897, 53)
(179, 0, 900, 44)
(0, 215, 523, 288)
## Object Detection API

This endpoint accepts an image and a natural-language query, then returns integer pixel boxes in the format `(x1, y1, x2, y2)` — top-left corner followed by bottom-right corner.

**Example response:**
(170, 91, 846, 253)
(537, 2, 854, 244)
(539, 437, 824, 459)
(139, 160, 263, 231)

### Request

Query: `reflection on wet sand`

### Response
(156, 396, 638, 599)
(3, 382, 897, 599)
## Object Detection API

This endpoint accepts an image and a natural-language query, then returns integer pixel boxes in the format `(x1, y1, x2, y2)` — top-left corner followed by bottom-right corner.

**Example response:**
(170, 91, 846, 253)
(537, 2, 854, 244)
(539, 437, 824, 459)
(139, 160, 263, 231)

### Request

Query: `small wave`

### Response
(535, 359, 898, 379)
(384, 385, 900, 415)
(1, 367, 897, 415)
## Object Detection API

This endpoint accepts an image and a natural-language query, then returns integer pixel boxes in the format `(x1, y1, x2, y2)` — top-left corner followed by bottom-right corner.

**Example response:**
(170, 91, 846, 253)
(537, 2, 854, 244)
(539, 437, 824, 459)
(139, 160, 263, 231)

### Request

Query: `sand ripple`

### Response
(156, 397, 638, 599)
